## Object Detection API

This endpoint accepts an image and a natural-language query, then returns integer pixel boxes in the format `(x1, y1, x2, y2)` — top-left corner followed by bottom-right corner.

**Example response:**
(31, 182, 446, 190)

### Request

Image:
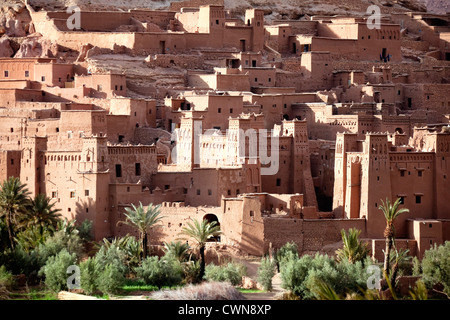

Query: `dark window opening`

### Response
(416, 195, 422, 204)
(115, 164, 122, 178)
(276, 178, 281, 186)
(135, 163, 141, 176)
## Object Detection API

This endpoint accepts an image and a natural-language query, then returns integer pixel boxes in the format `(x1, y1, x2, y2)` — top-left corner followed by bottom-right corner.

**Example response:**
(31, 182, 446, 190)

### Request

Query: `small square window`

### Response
(25, 71, 29, 77)
(4, 71, 9, 77)
(197, 189, 201, 195)
(418, 171, 422, 177)
(84, 190, 89, 197)
(52, 191, 58, 198)
(208, 189, 212, 196)
(276, 178, 281, 186)
(70, 191, 76, 198)
(416, 195, 422, 204)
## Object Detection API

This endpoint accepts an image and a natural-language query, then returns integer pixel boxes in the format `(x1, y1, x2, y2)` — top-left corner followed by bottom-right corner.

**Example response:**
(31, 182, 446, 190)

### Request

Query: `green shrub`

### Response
(412, 256, 421, 277)
(36, 229, 84, 266)
(280, 252, 371, 299)
(421, 241, 450, 296)
(204, 262, 246, 286)
(0, 246, 41, 283)
(0, 265, 15, 290)
(94, 243, 128, 276)
(39, 249, 77, 293)
(182, 260, 202, 284)
(257, 257, 276, 291)
(76, 220, 94, 242)
(275, 242, 299, 264)
(80, 257, 99, 295)
(96, 263, 125, 295)
(135, 256, 183, 288)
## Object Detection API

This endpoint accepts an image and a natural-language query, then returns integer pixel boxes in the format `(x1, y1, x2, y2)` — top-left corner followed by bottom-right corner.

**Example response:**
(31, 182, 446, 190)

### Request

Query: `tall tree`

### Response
(0, 177, 31, 249)
(378, 198, 409, 278)
(119, 202, 164, 259)
(179, 219, 221, 280)
(21, 194, 61, 236)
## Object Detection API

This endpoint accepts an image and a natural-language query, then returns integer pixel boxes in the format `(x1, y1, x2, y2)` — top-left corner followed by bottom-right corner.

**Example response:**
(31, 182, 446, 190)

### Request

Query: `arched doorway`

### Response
(203, 214, 220, 242)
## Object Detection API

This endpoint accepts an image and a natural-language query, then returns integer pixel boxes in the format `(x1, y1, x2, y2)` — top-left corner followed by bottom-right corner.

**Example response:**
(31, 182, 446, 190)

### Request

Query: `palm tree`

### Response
(163, 241, 191, 262)
(118, 202, 164, 259)
(0, 177, 30, 249)
(21, 194, 61, 236)
(178, 219, 221, 280)
(335, 228, 370, 264)
(378, 198, 409, 278)
(390, 247, 411, 285)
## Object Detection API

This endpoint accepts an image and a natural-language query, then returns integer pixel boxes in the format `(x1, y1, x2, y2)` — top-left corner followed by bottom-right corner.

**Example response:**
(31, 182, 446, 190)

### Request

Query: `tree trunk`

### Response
(199, 245, 206, 281)
(391, 262, 399, 286)
(383, 236, 392, 278)
(142, 232, 148, 260)
(6, 212, 15, 250)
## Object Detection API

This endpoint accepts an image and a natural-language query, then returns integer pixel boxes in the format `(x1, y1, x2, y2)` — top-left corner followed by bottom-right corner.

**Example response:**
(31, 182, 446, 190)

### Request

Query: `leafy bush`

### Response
(257, 257, 276, 291)
(36, 229, 84, 266)
(204, 262, 246, 286)
(0, 246, 41, 282)
(0, 265, 15, 290)
(135, 256, 183, 288)
(182, 260, 202, 285)
(275, 242, 299, 264)
(412, 256, 421, 277)
(39, 249, 77, 293)
(94, 243, 128, 276)
(15, 225, 52, 253)
(79, 257, 99, 295)
(421, 241, 450, 296)
(76, 220, 93, 242)
(96, 263, 125, 295)
(280, 252, 371, 299)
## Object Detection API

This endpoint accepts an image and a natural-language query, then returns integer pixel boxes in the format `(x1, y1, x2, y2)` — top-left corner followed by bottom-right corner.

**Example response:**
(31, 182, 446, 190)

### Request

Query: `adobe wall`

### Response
(170, 0, 224, 12)
(0, 150, 21, 182)
(302, 218, 366, 252)
(107, 145, 157, 185)
(146, 54, 207, 69)
(262, 217, 303, 254)
(0, 80, 30, 89)
(368, 239, 417, 262)
(272, 20, 318, 35)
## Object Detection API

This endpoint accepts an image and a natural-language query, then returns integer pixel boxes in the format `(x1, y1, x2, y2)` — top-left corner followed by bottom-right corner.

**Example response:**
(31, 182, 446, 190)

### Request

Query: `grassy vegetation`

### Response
(237, 288, 265, 294)
(8, 286, 58, 300)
